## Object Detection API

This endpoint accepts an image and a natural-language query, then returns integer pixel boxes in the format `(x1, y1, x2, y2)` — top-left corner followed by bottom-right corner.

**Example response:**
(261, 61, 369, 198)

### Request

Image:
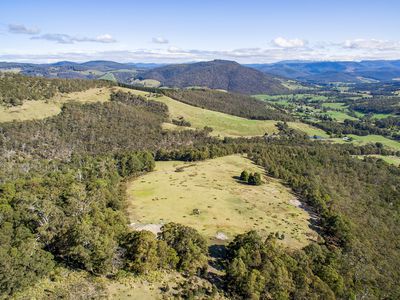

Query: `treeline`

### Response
(225, 231, 341, 299)
(0, 151, 152, 295)
(247, 143, 400, 298)
(349, 96, 400, 115)
(0, 73, 113, 106)
(0, 151, 213, 296)
(110, 90, 168, 115)
(310, 119, 389, 136)
(162, 88, 293, 121)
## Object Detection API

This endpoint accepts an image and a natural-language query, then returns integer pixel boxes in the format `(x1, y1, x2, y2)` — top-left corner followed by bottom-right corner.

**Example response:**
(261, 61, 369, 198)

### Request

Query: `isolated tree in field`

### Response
(240, 170, 249, 182)
(248, 172, 262, 186)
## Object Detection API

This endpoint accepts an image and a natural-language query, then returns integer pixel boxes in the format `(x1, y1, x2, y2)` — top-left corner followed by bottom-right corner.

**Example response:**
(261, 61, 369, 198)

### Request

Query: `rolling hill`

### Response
(248, 60, 400, 83)
(139, 59, 289, 94)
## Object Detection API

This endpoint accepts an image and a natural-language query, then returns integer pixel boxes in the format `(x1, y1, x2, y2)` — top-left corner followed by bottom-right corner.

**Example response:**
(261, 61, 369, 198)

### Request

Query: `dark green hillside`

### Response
(140, 60, 289, 94)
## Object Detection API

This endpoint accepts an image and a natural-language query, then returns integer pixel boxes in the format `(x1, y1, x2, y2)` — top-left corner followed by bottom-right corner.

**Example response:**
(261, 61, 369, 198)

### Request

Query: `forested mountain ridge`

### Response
(139, 60, 289, 94)
(248, 60, 400, 83)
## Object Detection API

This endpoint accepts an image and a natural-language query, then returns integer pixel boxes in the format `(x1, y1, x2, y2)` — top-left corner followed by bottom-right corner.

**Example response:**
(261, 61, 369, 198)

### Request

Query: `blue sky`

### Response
(1, 0, 400, 63)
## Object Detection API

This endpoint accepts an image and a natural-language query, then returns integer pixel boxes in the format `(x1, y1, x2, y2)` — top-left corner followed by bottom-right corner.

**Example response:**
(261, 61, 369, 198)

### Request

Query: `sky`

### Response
(1, 0, 400, 63)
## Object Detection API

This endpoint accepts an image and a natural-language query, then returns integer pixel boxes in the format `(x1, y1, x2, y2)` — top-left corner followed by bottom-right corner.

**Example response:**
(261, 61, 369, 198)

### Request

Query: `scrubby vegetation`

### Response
(0, 91, 213, 160)
(0, 73, 112, 106)
(239, 170, 262, 185)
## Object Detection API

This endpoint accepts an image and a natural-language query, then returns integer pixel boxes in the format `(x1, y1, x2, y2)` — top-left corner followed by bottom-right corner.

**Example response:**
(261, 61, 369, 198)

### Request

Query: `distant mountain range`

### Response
(139, 60, 289, 94)
(2, 59, 400, 93)
(0, 60, 163, 81)
(247, 60, 400, 83)
(0, 60, 290, 94)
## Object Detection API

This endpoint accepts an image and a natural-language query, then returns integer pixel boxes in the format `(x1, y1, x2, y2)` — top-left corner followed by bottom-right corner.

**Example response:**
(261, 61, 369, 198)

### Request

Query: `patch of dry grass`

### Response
(127, 155, 317, 249)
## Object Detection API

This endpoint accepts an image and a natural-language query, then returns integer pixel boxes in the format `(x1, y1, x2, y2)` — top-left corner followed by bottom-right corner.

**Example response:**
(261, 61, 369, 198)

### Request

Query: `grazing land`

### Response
(128, 89, 327, 137)
(331, 134, 400, 151)
(0, 87, 128, 122)
(126, 155, 317, 249)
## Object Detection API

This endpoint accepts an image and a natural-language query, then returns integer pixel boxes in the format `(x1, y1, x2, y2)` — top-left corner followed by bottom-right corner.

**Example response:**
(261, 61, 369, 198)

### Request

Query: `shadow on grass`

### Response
(207, 244, 228, 290)
(232, 175, 249, 185)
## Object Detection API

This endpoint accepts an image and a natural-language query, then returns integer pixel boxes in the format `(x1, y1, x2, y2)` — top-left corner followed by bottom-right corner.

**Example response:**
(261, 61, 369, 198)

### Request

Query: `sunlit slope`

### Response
(128, 89, 328, 137)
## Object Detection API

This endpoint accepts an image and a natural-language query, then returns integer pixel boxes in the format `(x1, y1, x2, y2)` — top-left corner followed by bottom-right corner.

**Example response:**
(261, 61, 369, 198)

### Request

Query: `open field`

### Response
(321, 102, 347, 109)
(331, 134, 400, 151)
(126, 155, 318, 249)
(132, 79, 161, 87)
(106, 271, 223, 300)
(324, 110, 358, 122)
(99, 72, 117, 82)
(0, 67, 21, 74)
(0, 87, 127, 122)
(128, 89, 328, 137)
(254, 93, 329, 102)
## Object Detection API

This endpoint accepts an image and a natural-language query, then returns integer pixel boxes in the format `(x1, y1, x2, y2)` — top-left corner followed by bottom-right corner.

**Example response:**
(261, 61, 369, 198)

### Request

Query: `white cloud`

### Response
(95, 34, 116, 43)
(152, 37, 169, 44)
(8, 24, 40, 35)
(2, 37, 400, 64)
(272, 37, 307, 48)
(343, 39, 400, 50)
(31, 33, 117, 44)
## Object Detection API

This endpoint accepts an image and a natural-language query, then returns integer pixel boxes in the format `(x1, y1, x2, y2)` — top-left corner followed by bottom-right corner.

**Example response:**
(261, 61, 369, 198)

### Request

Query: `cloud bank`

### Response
(1, 36, 400, 63)
(152, 37, 169, 44)
(272, 37, 307, 48)
(8, 24, 40, 35)
(31, 33, 116, 44)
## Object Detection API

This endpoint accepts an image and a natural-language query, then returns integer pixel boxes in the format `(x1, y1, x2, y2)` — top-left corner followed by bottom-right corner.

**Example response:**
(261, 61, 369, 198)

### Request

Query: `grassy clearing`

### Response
(254, 94, 329, 102)
(129, 89, 327, 137)
(370, 113, 394, 119)
(321, 102, 347, 109)
(105, 271, 220, 300)
(324, 110, 358, 122)
(132, 79, 161, 87)
(0, 67, 21, 74)
(0, 87, 126, 122)
(107, 272, 171, 300)
(279, 79, 313, 90)
(127, 155, 317, 249)
(99, 72, 117, 82)
(331, 135, 400, 151)
(356, 155, 400, 166)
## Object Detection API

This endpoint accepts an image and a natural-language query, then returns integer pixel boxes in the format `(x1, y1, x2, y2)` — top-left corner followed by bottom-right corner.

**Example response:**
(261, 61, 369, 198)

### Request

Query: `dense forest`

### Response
(139, 59, 289, 94)
(349, 96, 400, 115)
(1, 78, 400, 299)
